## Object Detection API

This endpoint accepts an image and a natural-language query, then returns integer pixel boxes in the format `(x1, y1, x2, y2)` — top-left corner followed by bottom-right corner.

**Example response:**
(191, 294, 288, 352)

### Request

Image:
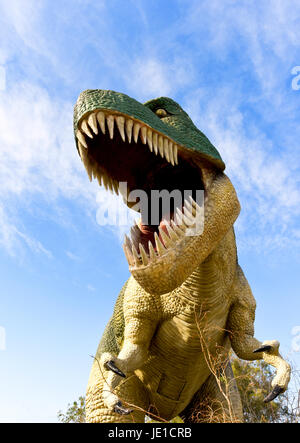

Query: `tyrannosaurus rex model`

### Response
(73, 90, 291, 423)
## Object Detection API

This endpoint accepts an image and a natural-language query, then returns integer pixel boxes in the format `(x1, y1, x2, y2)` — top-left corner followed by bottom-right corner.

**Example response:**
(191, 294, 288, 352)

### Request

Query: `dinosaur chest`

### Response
(137, 232, 237, 418)
(139, 291, 231, 418)
(155, 254, 232, 356)
(153, 292, 230, 360)
(135, 244, 236, 419)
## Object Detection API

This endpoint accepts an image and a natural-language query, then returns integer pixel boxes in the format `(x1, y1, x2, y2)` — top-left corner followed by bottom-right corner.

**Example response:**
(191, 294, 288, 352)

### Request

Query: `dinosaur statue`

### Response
(73, 90, 291, 423)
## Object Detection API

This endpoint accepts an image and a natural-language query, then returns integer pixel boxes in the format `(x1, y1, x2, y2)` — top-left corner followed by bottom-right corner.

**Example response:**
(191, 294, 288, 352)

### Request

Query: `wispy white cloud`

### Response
(0, 83, 85, 199)
(126, 57, 194, 100)
(0, 80, 98, 255)
(0, 80, 134, 255)
(184, 86, 300, 253)
(87, 284, 95, 292)
(65, 251, 81, 262)
(179, 0, 300, 102)
(0, 204, 52, 257)
(0, 0, 299, 258)
(176, 1, 300, 253)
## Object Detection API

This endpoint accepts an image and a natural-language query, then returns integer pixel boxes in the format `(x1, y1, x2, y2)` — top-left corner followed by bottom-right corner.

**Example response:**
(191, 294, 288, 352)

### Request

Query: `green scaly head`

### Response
(73, 90, 235, 295)
(74, 90, 224, 170)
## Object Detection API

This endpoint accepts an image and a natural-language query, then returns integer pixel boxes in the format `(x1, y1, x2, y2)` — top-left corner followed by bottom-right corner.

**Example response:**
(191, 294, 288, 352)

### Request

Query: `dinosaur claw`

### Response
(253, 345, 272, 353)
(114, 401, 133, 415)
(105, 360, 126, 378)
(263, 385, 284, 403)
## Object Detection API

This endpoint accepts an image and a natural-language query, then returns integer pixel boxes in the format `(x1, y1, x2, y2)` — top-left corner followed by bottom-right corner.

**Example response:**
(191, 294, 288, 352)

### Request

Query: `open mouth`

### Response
(75, 109, 205, 269)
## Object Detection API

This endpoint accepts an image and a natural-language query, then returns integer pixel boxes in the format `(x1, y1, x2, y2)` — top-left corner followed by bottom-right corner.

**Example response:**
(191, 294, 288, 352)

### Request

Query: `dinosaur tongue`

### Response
(139, 213, 174, 251)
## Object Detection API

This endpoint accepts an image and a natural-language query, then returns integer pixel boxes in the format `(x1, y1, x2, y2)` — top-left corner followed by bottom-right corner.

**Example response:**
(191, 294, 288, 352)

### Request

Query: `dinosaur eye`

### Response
(155, 109, 168, 118)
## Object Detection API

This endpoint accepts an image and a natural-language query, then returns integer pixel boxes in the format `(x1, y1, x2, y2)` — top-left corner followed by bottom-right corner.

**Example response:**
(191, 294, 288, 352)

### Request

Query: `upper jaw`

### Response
(74, 91, 188, 198)
(74, 89, 184, 158)
(74, 89, 225, 171)
(75, 107, 180, 185)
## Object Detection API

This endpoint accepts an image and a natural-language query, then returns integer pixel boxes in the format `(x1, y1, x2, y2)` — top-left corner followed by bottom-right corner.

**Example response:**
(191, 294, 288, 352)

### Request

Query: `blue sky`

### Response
(0, 0, 300, 422)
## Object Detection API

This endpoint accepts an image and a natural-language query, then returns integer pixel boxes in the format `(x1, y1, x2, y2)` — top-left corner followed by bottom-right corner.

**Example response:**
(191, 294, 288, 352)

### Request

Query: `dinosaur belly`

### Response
(135, 230, 236, 420)
(136, 295, 231, 420)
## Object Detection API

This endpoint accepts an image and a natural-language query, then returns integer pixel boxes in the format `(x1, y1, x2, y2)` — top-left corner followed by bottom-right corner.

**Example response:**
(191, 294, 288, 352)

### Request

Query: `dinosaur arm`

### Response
(102, 315, 158, 374)
(227, 266, 260, 360)
(227, 266, 291, 401)
(101, 316, 158, 412)
(118, 277, 161, 371)
(101, 278, 160, 412)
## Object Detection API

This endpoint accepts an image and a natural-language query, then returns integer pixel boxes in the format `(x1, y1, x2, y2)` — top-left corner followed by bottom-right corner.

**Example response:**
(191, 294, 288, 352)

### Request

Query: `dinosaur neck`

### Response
(175, 228, 237, 305)
(177, 254, 221, 304)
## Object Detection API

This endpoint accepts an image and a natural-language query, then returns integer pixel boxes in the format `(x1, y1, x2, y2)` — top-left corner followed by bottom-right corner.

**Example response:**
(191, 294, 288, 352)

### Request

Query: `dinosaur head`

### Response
(74, 90, 239, 295)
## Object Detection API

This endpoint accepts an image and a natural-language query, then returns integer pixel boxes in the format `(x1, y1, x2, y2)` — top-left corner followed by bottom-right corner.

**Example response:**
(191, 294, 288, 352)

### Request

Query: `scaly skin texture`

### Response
(73, 90, 291, 423)
(74, 91, 225, 170)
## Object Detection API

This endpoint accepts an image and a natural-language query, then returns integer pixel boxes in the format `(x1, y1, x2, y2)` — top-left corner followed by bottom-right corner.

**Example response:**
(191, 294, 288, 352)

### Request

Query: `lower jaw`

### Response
(136, 213, 175, 253)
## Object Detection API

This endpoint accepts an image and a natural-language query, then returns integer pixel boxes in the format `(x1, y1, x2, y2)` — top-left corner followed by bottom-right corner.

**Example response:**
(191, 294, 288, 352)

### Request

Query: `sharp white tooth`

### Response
(139, 244, 149, 265)
(123, 245, 134, 266)
(154, 232, 166, 256)
(134, 218, 142, 230)
(107, 115, 114, 139)
(132, 244, 141, 266)
(184, 199, 195, 216)
(175, 207, 184, 225)
(189, 195, 195, 205)
(184, 205, 194, 219)
(92, 165, 98, 179)
(183, 214, 194, 227)
(158, 135, 164, 158)
(158, 226, 172, 248)
(171, 219, 185, 236)
(102, 174, 109, 190)
(116, 116, 125, 142)
(147, 129, 153, 151)
(180, 203, 194, 226)
(126, 119, 133, 143)
(81, 119, 93, 138)
(189, 196, 203, 214)
(148, 241, 157, 260)
(133, 123, 141, 143)
(78, 142, 86, 159)
(174, 144, 178, 164)
(175, 211, 187, 230)
(112, 180, 119, 195)
(130, 226, 140, 245)
(165, 221, 179, 241)
(76, 130, 88, 148)
(125, 234, 132, 250)
(153, 133, 158, 155)
(164, 138, 170, 162)
(140, 126, 147, 144)
(78, 144, 92, 181)
(169, 141, 175, 166)
(88, 113, 98, 135)
(119, 183, 129, 200)
(97, 111, 106, 134)
(108, 178, 114, 194)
